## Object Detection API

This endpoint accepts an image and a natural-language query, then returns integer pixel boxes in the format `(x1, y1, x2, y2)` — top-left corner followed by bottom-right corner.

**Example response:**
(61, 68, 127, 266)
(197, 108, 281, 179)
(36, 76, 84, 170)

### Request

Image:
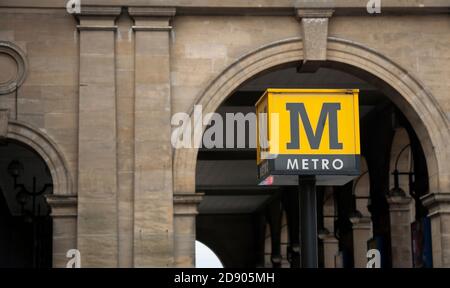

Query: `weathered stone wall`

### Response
(171, 16, 301, 114)
(0, 8, 78, 190)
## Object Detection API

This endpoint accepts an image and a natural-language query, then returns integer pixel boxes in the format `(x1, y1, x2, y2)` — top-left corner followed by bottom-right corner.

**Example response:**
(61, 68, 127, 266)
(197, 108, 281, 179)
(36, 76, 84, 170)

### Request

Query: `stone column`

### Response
(352, 157, 373, 268)
(421, 192, 450, 268)
(173, 193, 203, 267)
(387, 195, 412, 267)
(46, 195, 77, 268)
(388, 128, 413, 267)
(129, 7, 176, 267)
(321, 187, 339, 268)
(77, 7, 121, 267)
(351, 217, 372, 268)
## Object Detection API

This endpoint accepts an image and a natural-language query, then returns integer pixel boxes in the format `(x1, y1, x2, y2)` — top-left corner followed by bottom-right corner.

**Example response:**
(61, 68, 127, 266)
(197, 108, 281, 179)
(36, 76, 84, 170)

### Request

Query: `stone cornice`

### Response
(76, 25, 118, 31)
(174, 193, 204, 205)
(79, 6, 122, 16)
(296, 9, 334, 18)
(174, 193, 204, 216)
(387, 195, 412, 206)
(421, 192, 450, 216)
(128, 7, 176, 17)
(132, 26, 172, 31)
(46, 195, 77, 217)
(2, 1, 448, 15)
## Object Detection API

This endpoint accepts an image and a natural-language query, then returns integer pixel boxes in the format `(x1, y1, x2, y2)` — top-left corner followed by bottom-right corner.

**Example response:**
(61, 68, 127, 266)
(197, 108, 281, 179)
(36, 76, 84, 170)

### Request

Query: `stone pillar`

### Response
(46, 195, 77, 268)
(129, 7, 176, 267)
(296, 9, 333, 72)
(387, 195, 412, 267)
(388, 128, 413, 267)
(173, 193, 203, 267)
(351, 217, 372, 268)
(77, 6, 121, 267)
(352, 157, 373, 268)
(421, 192, 450, 268)
(321, 187, 339, 268)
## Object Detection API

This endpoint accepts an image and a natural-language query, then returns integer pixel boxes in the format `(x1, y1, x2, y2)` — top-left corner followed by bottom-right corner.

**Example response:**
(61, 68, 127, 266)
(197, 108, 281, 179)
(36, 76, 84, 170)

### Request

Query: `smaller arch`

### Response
(6, 120, 73, 196)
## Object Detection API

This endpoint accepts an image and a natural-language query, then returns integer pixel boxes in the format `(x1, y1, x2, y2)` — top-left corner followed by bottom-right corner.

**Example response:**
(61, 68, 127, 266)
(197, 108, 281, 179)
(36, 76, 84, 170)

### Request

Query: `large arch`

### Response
(173, 37, 449, 196)
(5, 120, 73, 196)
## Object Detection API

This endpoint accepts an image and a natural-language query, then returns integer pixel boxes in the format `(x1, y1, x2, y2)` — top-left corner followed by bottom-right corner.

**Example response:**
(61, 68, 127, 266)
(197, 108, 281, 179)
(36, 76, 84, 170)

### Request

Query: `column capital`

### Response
(76, 6, 121, 31)
(421, 192, 450, 217)
(174, 193, 204, 216)
(79, 6, 122, 17)
(352, 216, 372, 229)
(129, 7, 176, 31)
(322, 235, 339, 244)
(45, 195, 77, 217)
(128, 7, 176, 18)
(387, 195, 412, 212)
(296, 9, 334, 19)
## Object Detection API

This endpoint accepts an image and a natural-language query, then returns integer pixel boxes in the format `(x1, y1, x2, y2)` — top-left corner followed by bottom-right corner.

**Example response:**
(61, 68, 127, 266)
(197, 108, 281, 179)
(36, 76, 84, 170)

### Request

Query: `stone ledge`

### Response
(387, 195, 412, 211)
(128, 7, 176, 17)
(76, 25, 118, 31)
(174, 193, 204, 216)
(46, 195, 77, 217)
(132, 26, 173, 31)
(79, 6, 122, 16)
(421, 192, 450, 217)
(352, 216, 372, 229)
(296, 9, 334, 18)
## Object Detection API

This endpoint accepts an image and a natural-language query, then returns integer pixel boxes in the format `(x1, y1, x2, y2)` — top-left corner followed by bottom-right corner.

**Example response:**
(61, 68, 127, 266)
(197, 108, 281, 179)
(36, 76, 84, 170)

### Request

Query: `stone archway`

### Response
(174, 37, 448, 195)
(6, 120, 73, 196)
(1, 115, 77, 267)
(173, 37, 450, 267)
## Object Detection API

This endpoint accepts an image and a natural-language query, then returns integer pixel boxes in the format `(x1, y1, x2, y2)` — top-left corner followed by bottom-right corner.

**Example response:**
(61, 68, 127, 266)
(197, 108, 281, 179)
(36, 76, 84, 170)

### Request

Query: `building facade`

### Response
(0, 0, 449, 268)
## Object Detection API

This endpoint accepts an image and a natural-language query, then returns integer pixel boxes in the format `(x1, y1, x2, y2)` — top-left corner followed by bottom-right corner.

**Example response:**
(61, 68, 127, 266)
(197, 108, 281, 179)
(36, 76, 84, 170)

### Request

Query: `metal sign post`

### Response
(299, 175, 318, 268)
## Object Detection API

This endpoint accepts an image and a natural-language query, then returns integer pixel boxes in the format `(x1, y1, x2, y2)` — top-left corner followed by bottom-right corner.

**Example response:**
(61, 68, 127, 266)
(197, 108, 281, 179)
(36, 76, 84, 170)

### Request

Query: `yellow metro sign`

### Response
(256, 89, 360, 185)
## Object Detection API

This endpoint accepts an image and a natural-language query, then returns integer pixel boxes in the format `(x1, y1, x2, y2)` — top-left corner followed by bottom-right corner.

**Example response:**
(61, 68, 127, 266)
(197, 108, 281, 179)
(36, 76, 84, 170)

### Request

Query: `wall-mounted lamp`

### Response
(350, 170, 369, 224)
(389, 144, 414, 197)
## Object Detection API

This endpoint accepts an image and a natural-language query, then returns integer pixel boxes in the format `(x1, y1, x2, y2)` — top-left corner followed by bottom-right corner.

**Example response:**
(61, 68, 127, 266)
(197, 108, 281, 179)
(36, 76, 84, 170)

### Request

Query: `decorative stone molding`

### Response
(174, 193, 204, 216)
(129, 7, 176, 30)
(6, 120, 73, 196)
(0, 41, 28, 95)
(128, 7, 176, 17)
(0, 109, 8, 137)
(296, 9, 334, 18)
(421, 192, 450, 217)
(46, 195, 77, 217)
(351, 216, 372, 229)
(387, 195, 412, 212)
(76, 25, 118, 31)
(296, 9, 334, 67)
(79, 6, 122, 16)
(76, 6, 121, 31)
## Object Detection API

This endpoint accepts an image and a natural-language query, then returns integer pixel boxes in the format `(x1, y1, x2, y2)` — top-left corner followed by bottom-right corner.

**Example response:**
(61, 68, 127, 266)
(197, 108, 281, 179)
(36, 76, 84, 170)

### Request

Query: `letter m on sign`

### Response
(286, 103, 342, 150)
